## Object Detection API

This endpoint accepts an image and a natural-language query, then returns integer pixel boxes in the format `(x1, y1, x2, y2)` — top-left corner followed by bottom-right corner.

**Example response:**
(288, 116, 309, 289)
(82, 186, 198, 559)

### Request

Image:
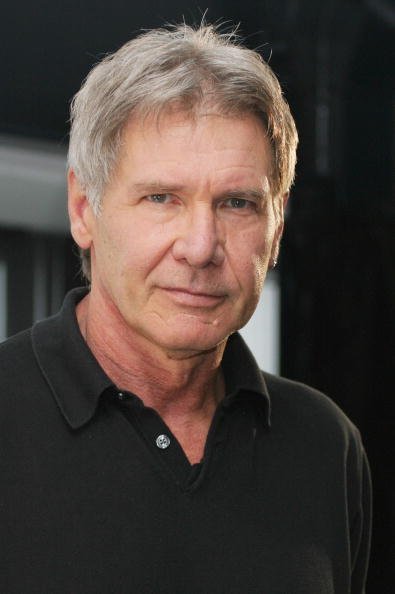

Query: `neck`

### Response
(76, 292, 226, 425)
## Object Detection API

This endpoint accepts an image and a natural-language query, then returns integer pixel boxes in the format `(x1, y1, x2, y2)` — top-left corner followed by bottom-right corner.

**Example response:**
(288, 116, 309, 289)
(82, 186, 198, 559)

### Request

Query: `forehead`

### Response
(116, 109, 273, 191)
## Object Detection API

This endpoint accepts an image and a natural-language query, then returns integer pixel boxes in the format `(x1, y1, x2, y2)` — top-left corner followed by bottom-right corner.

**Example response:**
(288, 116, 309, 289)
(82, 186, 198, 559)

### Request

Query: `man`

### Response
(1, 24, 370, 593)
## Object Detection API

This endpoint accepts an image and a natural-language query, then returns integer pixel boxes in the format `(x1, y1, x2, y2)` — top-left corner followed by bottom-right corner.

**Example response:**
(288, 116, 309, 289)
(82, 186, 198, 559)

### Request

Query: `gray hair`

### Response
(68, 23, 298, 279)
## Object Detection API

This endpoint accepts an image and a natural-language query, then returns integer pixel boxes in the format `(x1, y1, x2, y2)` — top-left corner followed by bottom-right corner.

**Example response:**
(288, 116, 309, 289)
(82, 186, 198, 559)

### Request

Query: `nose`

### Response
(172, 204, 225, 268)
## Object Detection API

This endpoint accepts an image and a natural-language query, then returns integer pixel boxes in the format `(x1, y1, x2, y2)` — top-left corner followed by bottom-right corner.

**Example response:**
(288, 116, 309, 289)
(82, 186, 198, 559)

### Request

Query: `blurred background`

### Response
(1, 0, 394, 591)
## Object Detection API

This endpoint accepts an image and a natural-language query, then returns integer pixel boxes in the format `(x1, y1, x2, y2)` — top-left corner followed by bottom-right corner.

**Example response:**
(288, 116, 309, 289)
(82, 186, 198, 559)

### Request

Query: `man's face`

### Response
(71, 110, 284, 357)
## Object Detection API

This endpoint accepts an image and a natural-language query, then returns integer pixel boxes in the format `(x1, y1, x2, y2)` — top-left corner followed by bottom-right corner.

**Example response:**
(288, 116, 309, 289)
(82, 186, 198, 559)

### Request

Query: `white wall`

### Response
(240, 271, 280, 374)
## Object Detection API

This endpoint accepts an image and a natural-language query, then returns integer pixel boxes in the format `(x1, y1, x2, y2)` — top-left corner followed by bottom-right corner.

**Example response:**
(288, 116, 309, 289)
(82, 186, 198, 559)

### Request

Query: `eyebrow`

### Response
(129, 182, 269, 202)
(129, 181, 185, 194)
(220, 188, 268, 202)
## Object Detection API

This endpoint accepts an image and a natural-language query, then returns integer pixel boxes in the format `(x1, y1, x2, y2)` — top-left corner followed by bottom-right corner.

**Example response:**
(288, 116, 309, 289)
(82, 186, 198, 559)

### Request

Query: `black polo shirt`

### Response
(0, 288, 371, 593)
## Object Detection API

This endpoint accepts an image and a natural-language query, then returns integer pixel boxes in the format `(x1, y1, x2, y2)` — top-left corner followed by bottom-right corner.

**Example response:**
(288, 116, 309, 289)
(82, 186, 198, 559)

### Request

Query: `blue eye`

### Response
(224, 197, 257, 210)
(147, 194, 170, 203)
(228, 198, 248, 208)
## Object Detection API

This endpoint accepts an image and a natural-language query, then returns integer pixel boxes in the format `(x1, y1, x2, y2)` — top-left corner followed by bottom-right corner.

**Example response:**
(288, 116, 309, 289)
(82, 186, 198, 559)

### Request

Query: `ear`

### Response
(270, 192, 289, 266)
(67, 169, 95, 249)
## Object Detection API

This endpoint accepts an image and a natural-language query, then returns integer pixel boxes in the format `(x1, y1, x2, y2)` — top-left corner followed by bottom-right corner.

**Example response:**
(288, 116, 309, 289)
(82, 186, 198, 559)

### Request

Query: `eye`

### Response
(146, 193, 172, 204)
(223, 197, 256, 211)
(228, 198, 247, 209)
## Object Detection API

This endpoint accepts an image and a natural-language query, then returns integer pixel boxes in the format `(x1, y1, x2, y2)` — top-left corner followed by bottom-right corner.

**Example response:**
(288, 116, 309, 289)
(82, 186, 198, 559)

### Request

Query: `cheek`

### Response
(252, 253, 269, 288)
(242, 227, 273, 272)
(90, 218, 129, 284)
(101, 218, 172, 280)
(236, 232, 274, 303)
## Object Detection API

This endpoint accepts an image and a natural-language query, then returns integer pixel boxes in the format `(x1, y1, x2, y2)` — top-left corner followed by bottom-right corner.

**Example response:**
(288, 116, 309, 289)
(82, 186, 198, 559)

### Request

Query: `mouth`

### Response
(159, 287, 226, 308)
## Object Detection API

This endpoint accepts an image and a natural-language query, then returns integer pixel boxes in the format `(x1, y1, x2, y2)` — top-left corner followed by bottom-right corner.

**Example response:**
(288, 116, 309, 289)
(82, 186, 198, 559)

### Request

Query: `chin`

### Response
(151, 323, 229, 357)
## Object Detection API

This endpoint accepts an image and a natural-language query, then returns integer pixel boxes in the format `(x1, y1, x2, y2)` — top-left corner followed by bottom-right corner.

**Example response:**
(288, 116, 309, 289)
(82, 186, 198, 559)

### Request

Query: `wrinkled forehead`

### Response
(120, 101, 274, 180)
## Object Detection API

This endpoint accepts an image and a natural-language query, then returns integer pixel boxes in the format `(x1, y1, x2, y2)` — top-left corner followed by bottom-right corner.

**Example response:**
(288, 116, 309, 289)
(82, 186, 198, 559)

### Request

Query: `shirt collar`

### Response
(221, 332, 271, 425)
(32, 287, 113, 429)
(32, 288, 271, 429)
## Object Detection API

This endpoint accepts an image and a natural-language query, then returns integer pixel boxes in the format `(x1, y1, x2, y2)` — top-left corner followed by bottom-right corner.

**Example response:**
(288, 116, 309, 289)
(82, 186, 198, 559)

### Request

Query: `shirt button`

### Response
(117, 391, 126, 400)
(156, 434, 171, 449)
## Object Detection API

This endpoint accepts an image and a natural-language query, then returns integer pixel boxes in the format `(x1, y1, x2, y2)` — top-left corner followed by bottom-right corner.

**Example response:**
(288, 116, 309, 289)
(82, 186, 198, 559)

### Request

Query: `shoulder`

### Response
(262, 371, 363, 451)
(0, 327, 48, 414)
(263, 370, 352, 423)
(0, 328, 35, 373)
(261, 372, 370, 513)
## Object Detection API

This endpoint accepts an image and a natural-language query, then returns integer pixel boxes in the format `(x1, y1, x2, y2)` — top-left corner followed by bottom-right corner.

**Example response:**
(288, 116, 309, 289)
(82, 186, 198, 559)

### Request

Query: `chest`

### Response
(1, 399, 349, 594)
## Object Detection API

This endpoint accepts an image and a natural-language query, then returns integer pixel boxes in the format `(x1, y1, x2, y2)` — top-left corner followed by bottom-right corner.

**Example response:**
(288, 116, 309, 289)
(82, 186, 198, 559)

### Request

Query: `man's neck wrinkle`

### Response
(77, 294, 225, 420)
